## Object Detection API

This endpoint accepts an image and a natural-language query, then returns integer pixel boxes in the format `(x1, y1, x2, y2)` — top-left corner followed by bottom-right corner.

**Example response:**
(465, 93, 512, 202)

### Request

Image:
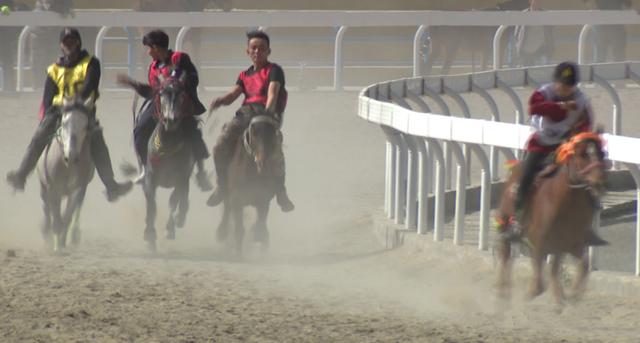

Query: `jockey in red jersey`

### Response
(117, 30, 212, 191)
(6, 27, 132, 202)
(207, 30, 294, 212)
(498, 61, 606, 245)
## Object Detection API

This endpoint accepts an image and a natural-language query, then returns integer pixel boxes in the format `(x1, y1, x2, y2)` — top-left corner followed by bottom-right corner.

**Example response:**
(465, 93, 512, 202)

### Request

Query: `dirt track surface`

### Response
(1, 91, 640, 342)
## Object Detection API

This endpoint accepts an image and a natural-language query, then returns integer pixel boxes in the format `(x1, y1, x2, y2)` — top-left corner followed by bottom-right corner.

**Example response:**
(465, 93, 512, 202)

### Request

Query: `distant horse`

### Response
(425, 26, 502, 75)
(496, 132, 608, 306)
(217, 108, 282, 256)
(37, 96, 96, 251)
(139, 75, 195, 251)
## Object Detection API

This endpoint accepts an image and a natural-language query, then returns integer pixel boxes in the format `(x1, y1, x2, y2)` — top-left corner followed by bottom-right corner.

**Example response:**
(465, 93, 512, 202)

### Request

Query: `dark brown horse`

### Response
(496, 132, 608, 306)
(216, 112, 282, 256)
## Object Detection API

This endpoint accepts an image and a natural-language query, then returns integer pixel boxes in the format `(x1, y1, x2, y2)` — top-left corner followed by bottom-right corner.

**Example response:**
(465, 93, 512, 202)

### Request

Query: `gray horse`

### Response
(37, 96, 95, 251)
(137, 75, 195, 251)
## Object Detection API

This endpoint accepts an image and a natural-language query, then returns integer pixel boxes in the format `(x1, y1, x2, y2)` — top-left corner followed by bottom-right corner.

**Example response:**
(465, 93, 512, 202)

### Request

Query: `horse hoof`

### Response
(217, 226, 229, 242)
(260, 241, 270, 255)
(175, 214, 186, 229)
(166, 230, 176, 240)
(71, 230, 81, 246)
(252, 226, 269, 243)
(147, 240, 157, 252)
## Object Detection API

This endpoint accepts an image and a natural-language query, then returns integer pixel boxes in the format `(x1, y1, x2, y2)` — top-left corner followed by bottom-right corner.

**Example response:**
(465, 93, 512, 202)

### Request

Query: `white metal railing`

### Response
(358, 62, 640, 276)
(2, 10, 640, 91)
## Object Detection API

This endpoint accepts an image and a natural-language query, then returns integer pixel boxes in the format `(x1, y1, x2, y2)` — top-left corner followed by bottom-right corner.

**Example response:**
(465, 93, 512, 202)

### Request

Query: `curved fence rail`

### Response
(358, 62, 640, 276)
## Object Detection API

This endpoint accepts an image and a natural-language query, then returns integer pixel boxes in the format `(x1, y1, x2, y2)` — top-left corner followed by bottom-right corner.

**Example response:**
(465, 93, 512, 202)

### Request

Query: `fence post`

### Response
(175, 26, 191, 51)
(578, 24, 593, 64)
(493, 25, 508, 70)
(16, 26, 32, 92)
(95, 26, 111, 75)
(413, 25, 428, 77)
(333, 26, 347, 91)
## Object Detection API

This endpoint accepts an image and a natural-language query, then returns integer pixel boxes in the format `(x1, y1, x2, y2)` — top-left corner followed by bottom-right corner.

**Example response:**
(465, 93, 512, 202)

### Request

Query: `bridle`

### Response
(243, 115, 280, 156)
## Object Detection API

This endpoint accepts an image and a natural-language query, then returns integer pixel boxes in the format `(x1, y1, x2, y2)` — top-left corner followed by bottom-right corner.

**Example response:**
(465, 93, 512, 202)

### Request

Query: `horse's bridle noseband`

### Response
(243, 115, 281, 156)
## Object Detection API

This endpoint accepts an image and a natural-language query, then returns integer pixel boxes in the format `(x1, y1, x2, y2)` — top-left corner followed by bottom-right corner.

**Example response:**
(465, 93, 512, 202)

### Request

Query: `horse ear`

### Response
(178, 71, 186, 83)
(63, 97, 71, 107)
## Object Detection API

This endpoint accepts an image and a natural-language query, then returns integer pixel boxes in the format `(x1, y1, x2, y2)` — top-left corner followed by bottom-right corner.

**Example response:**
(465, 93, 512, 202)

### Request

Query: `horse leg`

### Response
(166, 188, 178, 240)
(48, 195, 64, 252)
(549, 254, 566, 307)
(69, 186, 88, 246)
(175, 181, 189, 229)
(252, 202, 270, 254)
(40, 184, 53, 247)
(527, 252, 546, 300)
(569, 249, 589, 303)
(232, 205, 245, 258)
(143, 181, 158, 251)
(496, 237, 512, 302)
(441, 37, 461, 75)
(217, 201, 230, 242)
(61, 186, 87, 248)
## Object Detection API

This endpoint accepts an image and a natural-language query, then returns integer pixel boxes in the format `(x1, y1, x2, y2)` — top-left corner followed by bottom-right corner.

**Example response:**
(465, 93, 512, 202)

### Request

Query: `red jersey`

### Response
(236, 62, 287, 114)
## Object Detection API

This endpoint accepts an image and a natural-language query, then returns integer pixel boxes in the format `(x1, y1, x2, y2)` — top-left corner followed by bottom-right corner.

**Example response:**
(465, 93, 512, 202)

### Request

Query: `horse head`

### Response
(245, 113, 281, 174)
(157, 72, 189, 132)
(558, 132, 608, 198)
(60, 96, 94, 164)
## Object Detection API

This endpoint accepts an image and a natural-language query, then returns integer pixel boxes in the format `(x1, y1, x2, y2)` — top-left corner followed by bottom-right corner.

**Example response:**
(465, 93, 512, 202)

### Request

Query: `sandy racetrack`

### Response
(1, 90, 640, 342)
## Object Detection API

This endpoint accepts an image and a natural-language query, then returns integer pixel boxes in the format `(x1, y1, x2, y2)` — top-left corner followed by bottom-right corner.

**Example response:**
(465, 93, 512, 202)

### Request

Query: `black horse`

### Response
(217, 110, 283, 256)
(132, 75, 196, 251)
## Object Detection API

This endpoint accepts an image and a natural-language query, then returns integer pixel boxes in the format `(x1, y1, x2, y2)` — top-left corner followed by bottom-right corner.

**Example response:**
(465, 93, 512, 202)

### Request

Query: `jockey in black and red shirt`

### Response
(497, 61, 606, 245)
(7, 27, 132, 202)
(207, 30, 294, 212)
(117, 30, 212, 191)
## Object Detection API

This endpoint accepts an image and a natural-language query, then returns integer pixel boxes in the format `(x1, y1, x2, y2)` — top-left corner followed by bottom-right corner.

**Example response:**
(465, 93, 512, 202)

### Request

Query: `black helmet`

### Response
(553, 61, 579, 86)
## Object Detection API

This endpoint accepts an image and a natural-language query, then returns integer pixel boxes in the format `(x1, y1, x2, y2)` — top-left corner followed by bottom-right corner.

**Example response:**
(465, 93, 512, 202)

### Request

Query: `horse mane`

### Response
(555, 132, 604, 164)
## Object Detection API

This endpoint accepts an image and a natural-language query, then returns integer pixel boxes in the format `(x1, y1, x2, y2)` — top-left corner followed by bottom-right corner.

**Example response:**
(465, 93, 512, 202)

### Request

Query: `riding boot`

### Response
(195, 159, 213, 192)
(207, 143, 229, 207)
(207, 117, 246, 207)
(275, 174, 295, 213)
(90, 126, 132, 202)
(6, 112, 59, 191)
(182, 116, 212, 191)
(585, 229, 608, 246)
(585, 194, 608, 246)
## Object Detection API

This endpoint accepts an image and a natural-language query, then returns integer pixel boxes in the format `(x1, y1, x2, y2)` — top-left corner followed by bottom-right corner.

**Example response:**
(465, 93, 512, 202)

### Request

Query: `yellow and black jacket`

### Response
(41, 49, 100, 118)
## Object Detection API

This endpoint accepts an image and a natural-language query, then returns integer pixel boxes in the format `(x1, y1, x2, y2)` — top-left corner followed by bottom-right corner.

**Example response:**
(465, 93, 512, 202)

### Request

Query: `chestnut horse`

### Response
(496, 132, 608, 306)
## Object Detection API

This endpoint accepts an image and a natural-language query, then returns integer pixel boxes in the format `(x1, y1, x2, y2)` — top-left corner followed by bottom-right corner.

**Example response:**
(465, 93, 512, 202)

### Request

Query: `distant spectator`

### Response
(513, 0, 554, 66)
(588, 0, 631, 62)
(130, 0, 226, 80)
(30, 0, 74, 90)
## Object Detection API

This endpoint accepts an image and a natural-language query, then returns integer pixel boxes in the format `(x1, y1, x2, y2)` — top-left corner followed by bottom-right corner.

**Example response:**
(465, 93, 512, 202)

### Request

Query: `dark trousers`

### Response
(133, 100, 209, 164)
(515, 150, 550, 210)
(18, 108, 119, 189)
